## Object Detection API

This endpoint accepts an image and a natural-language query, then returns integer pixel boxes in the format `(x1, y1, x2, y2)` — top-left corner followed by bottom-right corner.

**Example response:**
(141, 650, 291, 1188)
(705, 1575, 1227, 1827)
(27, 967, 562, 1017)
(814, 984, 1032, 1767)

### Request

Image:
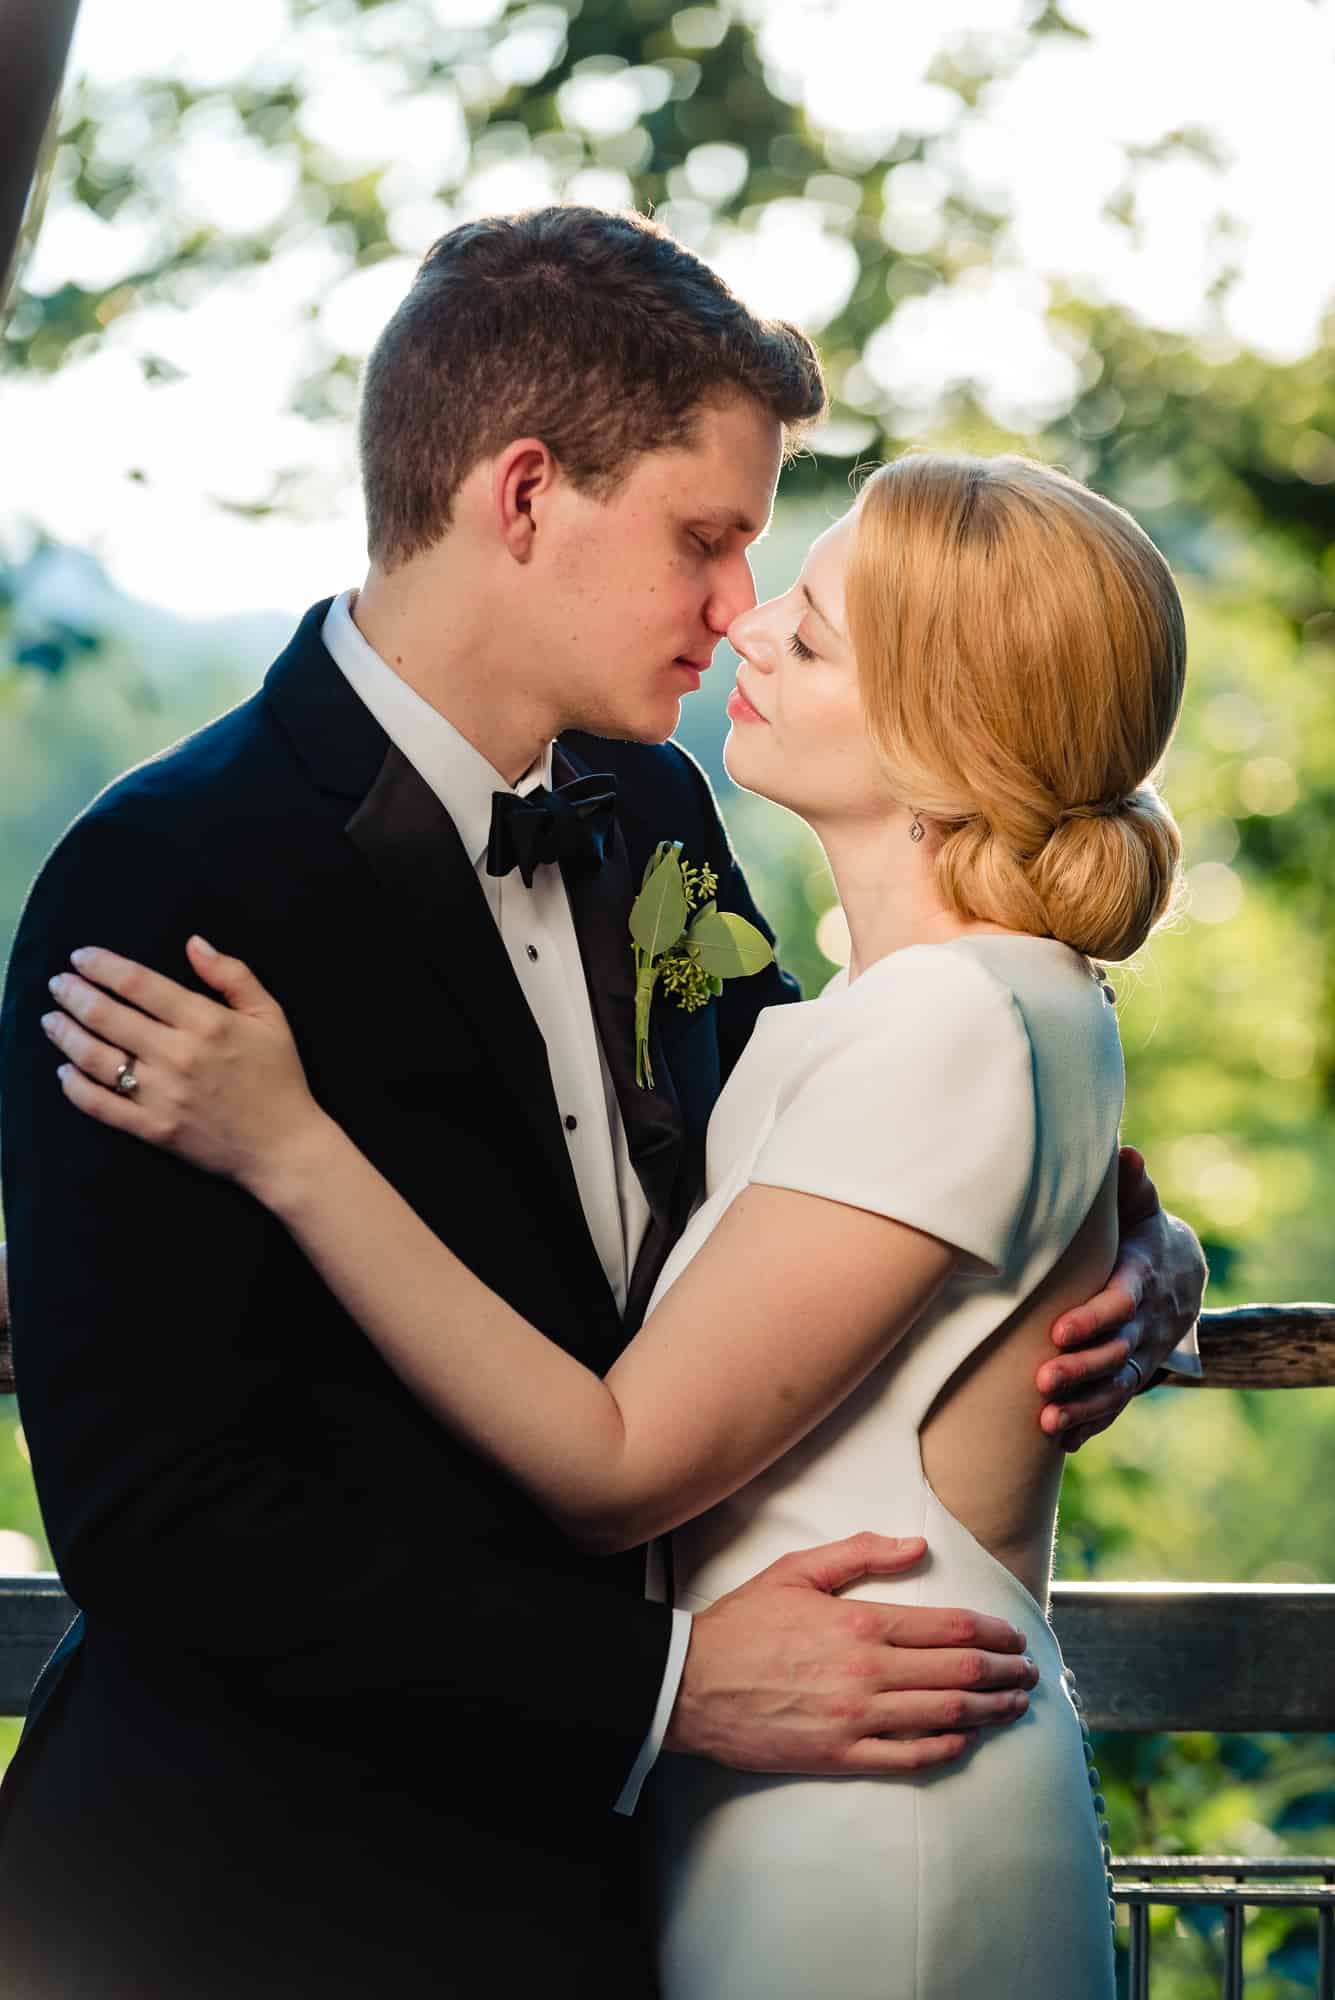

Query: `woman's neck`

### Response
(817, 816, 1007, 982)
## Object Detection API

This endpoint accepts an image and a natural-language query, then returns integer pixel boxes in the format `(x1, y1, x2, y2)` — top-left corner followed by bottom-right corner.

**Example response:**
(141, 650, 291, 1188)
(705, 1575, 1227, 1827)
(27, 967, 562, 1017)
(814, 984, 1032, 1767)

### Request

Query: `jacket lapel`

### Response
(344, 745, 592, 1246)
(264, 610, 594, 1262)
(553, 742, 687, 1327)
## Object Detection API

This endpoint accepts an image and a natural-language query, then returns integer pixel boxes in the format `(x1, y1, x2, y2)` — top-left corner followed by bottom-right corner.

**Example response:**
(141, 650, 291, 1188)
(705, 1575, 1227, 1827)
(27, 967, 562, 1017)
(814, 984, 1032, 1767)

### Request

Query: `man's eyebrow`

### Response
(801, 581, 842, 635)
(693, 505, 762, 537)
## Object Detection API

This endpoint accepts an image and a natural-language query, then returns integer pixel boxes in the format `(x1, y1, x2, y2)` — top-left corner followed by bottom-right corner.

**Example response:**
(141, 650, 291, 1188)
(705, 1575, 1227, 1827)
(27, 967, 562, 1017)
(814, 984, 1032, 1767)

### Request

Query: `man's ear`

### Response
(491, 437, 559, 562)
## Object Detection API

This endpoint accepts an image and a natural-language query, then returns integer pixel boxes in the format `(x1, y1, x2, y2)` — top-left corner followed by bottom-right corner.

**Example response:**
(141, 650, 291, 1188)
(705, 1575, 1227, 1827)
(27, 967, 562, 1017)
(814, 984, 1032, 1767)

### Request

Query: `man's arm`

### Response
(1037, 1147, 1207, 1451)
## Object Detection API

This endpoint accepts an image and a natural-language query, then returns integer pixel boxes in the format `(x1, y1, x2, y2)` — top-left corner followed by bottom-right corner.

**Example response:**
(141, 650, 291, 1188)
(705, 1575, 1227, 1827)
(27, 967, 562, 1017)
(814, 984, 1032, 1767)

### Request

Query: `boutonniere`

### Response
(628, 841, 775, 1088)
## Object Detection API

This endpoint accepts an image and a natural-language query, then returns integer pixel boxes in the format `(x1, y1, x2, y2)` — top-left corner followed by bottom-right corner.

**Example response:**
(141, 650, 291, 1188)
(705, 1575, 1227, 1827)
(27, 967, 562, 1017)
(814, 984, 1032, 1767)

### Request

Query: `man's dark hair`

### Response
(358, 205, 827, 568)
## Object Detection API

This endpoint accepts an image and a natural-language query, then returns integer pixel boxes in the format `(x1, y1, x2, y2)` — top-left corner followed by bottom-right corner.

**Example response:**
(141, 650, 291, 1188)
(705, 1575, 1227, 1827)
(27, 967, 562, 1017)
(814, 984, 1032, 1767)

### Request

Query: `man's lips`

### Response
(671, 653, 711, 693)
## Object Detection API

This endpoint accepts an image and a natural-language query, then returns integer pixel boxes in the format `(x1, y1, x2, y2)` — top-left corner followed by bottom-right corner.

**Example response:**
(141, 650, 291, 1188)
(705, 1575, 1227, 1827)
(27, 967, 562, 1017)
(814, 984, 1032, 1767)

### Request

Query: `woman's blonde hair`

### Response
(846, 452, 1186, 963)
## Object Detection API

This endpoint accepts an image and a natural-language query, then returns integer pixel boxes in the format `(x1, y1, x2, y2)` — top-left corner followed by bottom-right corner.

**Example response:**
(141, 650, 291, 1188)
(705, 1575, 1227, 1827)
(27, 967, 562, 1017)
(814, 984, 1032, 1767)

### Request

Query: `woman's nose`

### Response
(727, 599, 778, 671)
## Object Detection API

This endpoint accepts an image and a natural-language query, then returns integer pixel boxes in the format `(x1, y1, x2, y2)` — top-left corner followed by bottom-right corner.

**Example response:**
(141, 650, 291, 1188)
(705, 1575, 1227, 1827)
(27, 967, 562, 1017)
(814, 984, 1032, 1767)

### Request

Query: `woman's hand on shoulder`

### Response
(41, 937, 330, 1198)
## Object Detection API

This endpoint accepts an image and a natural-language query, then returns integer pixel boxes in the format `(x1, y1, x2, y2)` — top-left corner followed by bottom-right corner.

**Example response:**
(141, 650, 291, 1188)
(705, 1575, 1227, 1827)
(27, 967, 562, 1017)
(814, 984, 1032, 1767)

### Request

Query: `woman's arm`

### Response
(43, 941, 958, 1554)
(259, 1117, 957, 1551)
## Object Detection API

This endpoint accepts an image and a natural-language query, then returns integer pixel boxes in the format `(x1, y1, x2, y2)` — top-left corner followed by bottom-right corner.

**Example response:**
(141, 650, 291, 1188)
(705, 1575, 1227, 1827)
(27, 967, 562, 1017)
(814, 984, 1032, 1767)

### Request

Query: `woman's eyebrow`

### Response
(801, 581, 843, 637)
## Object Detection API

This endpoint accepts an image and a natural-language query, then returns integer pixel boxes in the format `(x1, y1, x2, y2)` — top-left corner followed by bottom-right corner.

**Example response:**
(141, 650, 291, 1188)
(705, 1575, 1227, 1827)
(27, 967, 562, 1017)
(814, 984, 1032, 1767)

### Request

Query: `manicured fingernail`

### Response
(70, 948, 92, 967)
(40, 1013, 57, 1032)
(47, 975, 64, 995)
(191, 935, 216, 955)
(57, 1064, 73, 1080)
(1012, 1691, 1029, 1713)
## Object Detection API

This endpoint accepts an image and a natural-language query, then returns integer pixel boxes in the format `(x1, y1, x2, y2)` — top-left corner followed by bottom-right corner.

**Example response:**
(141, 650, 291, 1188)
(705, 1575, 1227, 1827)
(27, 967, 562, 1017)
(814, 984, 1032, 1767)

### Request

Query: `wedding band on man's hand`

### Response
(114, 1058, 139, 1095)
(1125, 1356, 1144, 1392)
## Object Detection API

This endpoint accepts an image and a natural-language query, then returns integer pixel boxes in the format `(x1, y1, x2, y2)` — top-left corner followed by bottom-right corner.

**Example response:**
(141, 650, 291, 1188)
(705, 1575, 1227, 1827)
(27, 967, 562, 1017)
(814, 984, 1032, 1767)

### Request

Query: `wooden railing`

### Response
(4, 1301, 1335, 1401)
(1, 1570, 1331, 1727)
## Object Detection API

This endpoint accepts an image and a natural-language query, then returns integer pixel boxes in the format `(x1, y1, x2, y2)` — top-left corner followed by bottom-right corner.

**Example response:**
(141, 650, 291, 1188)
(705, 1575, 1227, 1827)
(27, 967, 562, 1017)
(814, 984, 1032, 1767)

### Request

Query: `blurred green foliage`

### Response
(1, 2, 1332, 1980)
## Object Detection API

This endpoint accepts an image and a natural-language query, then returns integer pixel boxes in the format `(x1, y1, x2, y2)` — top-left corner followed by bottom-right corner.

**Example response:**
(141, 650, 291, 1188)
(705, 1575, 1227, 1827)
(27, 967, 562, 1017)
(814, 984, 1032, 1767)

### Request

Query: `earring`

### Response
(908, 809, 925, 843)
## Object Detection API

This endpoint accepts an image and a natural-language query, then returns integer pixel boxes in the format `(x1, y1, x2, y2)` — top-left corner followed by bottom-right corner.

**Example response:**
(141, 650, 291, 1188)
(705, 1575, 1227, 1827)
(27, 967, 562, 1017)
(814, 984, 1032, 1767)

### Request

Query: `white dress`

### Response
(648, 934, 1122, 2000)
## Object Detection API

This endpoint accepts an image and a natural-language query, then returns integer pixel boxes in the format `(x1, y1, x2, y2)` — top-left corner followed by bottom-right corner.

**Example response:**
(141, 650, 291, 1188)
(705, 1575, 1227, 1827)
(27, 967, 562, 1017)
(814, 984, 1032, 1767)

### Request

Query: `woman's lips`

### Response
(726, 680, 768, 724)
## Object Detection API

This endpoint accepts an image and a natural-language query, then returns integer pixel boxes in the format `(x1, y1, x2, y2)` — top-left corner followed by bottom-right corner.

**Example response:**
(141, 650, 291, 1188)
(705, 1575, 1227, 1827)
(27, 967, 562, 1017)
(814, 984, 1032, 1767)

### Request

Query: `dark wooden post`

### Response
(0, 0, 83, 322)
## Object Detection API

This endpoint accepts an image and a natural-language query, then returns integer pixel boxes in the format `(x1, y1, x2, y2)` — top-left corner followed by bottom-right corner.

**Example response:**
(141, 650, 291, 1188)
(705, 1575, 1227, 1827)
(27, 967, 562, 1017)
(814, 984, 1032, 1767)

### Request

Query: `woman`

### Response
(42, 452, 1185, 1997)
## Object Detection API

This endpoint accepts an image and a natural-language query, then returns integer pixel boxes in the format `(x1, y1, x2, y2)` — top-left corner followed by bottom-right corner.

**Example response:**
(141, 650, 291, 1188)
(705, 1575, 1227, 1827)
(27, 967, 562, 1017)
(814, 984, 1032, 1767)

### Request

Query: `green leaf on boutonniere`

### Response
(629, 845, 688, 958)
(627, 845, 774, 1088)
(683, 905, 774, 979)
(641, 838, 679, 889)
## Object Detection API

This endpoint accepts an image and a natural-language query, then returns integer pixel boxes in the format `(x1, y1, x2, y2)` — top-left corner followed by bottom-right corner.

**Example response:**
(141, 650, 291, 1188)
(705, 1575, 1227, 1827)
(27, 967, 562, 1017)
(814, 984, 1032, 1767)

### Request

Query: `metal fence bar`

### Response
(1222, 1902, 1244, 2000)
(1128, 1901, 1151, 2000)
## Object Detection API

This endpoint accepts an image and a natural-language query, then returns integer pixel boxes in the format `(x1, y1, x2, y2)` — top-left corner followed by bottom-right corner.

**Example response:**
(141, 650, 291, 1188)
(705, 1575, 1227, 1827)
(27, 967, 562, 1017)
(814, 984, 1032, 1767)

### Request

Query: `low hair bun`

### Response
(1027, 785, 1183, 962)
(934, 785, 1181, 965)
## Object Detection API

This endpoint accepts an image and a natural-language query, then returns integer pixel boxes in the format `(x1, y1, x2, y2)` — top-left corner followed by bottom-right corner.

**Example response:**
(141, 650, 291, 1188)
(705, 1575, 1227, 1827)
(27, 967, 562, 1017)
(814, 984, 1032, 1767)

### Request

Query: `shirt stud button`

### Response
(564, 1114, 578, 1132)
(526, 944, 539, 962)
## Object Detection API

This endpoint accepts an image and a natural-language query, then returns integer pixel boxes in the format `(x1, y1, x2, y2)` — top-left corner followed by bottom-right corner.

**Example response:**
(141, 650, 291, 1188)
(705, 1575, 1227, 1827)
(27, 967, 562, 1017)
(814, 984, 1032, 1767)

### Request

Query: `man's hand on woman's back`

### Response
(1034, 1145, 1207, 1451)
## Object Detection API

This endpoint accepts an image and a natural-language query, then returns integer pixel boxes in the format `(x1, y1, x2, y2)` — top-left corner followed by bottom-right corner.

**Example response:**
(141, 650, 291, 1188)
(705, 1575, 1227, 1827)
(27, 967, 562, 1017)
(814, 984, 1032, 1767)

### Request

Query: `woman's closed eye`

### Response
(787, 631, 816, 662)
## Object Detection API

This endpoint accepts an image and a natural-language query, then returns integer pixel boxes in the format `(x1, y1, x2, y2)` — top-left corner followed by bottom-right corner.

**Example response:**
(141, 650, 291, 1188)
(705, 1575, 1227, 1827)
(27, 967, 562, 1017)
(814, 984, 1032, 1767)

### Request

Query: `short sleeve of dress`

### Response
(749, 943, 1038, 1273)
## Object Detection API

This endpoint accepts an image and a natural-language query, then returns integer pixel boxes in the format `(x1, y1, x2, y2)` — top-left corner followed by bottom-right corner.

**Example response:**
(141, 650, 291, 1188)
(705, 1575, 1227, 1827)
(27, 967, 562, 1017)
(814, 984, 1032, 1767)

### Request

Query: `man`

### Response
(0, 207, 1204, 1996)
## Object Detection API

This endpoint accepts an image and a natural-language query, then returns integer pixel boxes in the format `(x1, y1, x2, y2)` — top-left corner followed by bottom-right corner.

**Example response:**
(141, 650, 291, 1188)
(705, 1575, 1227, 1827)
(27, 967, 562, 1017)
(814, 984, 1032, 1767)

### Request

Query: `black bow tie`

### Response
(486, 772, 618, 888)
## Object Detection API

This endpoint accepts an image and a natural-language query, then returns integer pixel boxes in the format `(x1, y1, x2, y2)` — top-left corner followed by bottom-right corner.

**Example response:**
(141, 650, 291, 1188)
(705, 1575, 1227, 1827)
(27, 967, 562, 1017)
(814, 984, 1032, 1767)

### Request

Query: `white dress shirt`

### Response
(322, 590, 690, 1814)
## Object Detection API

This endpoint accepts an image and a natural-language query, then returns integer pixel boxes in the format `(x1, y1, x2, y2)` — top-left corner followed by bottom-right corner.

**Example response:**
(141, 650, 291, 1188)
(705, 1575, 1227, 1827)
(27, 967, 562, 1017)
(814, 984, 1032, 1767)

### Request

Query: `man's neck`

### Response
(351, 570, 552, 786)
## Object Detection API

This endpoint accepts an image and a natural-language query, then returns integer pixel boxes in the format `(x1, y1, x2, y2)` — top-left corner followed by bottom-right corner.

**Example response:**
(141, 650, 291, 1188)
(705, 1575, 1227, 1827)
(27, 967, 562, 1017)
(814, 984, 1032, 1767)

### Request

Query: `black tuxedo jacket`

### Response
(0, 601, 798, 1998)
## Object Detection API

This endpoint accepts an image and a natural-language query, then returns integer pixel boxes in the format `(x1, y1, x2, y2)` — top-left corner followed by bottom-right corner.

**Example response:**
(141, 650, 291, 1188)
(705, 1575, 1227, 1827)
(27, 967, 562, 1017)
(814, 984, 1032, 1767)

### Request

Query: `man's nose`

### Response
(706, 553, 758, 636)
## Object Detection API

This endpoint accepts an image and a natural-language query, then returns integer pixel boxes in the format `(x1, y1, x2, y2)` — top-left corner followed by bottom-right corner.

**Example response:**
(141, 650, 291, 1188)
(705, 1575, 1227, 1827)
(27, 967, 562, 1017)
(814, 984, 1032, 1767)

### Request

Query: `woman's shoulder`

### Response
(752, 944, 1043, 1271)
(843, 934, 1114, 1041)
(785, 933, 1121, 1127)
(771, 940, 1038, 1120)
(933, 933, 1124, 1087)
(750, 933, 1120, 1274)
(821, 937, 1038, 1049)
